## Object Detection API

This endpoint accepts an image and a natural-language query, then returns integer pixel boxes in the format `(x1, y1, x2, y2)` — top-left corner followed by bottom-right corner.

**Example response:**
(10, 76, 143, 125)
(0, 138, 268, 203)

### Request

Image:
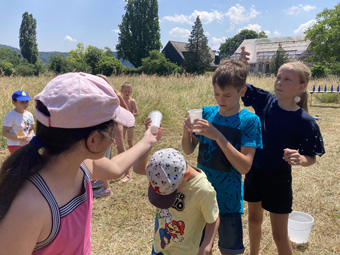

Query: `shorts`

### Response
(218, 213, 244, 254)
(244, 167, 293, 214)
(7, 145, 22, 154)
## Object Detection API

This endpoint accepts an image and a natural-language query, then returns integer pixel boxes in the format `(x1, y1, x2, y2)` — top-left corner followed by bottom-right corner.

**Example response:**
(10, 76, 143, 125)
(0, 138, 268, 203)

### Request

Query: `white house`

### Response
(231, 35, 313, 75)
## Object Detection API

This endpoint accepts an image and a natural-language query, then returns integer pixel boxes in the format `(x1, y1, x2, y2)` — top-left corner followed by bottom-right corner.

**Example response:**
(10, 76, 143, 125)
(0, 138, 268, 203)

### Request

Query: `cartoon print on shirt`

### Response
(23, 119, 30, 134)
(156, 209, 185, 249)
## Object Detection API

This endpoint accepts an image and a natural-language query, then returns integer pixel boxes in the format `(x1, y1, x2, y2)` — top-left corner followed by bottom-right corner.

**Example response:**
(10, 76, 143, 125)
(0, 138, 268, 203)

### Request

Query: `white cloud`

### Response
(163, 14, 191, 24)
(64, 35, 76, 42)
(294, 19, 316, 34)
(273, 30, 281, 36)
(210, 36, 226, 50)
(113, 28, 120, 34)
(241, 24, 262, 33)
(169, 27, 191, 38)
(163, 10, 225, 25)
(226, 4, 260, 24)
(285, 4, 316, 15)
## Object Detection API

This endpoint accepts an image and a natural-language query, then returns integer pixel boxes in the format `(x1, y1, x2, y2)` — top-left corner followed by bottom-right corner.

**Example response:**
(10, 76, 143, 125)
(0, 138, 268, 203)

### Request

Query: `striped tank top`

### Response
(29, 162, 93, 255)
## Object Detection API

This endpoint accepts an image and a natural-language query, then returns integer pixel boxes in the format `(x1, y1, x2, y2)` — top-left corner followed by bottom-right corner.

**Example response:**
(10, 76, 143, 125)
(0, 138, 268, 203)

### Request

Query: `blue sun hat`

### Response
(146, 148, 187, 209)
(12, 90, 32, 101)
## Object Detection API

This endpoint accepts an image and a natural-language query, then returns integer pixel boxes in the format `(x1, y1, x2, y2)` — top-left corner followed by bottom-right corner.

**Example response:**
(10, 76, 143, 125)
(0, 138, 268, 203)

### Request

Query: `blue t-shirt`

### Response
(242, 84, 325, 175)
(195, 105, 262, 214)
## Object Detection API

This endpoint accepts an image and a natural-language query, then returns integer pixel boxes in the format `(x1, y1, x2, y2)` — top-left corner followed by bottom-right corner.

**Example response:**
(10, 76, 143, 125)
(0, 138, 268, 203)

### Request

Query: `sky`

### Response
(0, 0, 339, 53)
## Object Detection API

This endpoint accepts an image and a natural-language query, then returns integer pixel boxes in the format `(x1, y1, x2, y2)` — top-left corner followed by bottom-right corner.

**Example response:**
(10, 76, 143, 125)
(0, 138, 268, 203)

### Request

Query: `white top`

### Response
(3, 109, 35, 146)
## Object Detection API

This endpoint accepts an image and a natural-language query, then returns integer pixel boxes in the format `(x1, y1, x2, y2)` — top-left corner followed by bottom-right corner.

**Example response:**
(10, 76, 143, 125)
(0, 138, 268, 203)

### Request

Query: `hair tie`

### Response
(30, 136, 44, 149)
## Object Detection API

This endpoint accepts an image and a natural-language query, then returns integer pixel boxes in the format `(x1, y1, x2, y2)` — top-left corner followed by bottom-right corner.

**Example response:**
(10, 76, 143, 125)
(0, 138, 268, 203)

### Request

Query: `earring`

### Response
(294, 96, 301, 103)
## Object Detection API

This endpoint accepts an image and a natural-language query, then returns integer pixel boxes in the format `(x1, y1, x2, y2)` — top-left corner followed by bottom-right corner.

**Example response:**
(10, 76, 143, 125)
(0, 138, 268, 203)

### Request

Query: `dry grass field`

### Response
(0, 73, 339, 254)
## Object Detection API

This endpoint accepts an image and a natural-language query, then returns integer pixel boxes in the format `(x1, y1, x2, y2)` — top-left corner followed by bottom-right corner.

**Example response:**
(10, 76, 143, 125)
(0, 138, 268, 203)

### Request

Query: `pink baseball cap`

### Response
(34, 72, 135, 128)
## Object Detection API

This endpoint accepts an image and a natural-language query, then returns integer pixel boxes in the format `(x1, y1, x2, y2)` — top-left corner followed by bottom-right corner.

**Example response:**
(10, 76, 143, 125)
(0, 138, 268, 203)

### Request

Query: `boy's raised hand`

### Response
(240, 46, 250, 64)
(194, 119, 221, 141)
(183, 115, 194, 133)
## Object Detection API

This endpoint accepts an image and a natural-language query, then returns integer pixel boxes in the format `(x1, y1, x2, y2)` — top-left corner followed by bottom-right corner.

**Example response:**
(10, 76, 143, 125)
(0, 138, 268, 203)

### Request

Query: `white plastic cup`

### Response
(288, 211, 315, 244)
(188, 109, 203, 132)
(242, 42, 255, 62)
(148, 110, 163, 134)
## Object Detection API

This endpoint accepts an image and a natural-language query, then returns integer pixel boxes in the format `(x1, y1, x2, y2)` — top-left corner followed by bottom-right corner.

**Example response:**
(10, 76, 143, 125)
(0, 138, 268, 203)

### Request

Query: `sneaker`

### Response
(91, 180, 103, 189)
(93, 188, 113, 198)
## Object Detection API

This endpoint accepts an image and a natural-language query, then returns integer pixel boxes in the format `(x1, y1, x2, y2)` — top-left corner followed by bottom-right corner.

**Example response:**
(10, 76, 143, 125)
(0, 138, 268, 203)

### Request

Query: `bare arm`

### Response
(131, 99, 139, 117)
(182, 116, 199, 155)
(198, 216, 220, 255)
(114, 89, 129, 110)
(132, 147, 151, 175)
(283, 148, 316, 167)
(2, 126, 30, 143)
(0, 184, 50, 255)
(86, 127, 162, 180)
(29, 124, 35, 134)
(195, 119, 256, 174)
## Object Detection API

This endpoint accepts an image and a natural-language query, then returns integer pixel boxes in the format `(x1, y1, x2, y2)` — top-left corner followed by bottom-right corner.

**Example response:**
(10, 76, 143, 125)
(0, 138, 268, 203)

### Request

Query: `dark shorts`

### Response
(218, 213, 245, 254)
(244, 167, 293, 214)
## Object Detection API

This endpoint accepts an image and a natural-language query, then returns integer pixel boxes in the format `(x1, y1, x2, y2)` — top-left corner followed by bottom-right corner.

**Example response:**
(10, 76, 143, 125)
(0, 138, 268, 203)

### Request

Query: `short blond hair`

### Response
(121, 82, 132, 90)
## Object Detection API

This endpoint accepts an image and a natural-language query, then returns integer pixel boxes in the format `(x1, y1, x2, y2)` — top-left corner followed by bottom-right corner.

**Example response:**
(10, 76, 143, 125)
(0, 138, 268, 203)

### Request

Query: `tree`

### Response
(305, 3, 340, 75)
(19, 12, 39, 64)
(97, 56, 123, 76)
(116, 0, 161, 67)
(141, 50, 181, 75)
(271, 43, 289, 75)
(219, 29, 267, 58)
(183, 16, 212, 75)
(0, 47, 21, 66)
(48, 53, 70, 74)
(67, 43, 90, 72)
(84, 46, 104, 74)
(104, 47, 114, 57)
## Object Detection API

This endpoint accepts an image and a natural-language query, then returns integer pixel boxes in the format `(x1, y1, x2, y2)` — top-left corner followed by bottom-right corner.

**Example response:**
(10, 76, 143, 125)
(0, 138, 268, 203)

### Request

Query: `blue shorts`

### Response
(218, 213, 244, 254)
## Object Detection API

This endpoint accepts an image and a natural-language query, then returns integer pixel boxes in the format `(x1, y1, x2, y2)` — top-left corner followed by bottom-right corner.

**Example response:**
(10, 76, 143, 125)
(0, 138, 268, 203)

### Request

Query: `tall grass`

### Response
(0, 74, 339, 254)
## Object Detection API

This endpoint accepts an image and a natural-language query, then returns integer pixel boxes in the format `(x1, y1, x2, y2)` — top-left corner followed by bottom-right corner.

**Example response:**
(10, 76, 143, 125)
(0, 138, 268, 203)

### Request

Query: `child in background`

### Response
(182, 60, 262, 255)
(118, 81, 139, 183)
(0, 73, 161, 254)
(2, 90, 35, 154)
(92, 74, 130, 198)
(241, 56, 325, 254)
(133, 146, 219, 255)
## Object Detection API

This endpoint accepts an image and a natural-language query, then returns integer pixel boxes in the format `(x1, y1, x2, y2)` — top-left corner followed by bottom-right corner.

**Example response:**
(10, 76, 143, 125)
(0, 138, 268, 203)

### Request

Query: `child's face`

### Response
(275, 67, 306, 100)
(213, 84, 245, 115)
(12, 100, 29, 113)
(121, 87, 132, 97)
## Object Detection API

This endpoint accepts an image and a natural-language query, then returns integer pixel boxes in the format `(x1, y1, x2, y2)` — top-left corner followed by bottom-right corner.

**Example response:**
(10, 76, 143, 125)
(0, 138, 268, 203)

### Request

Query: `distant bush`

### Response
(315, 93, 339, 103)
(311, 64, 328, 78)
(15, 59, 35, 76)
(48, 53, 70, 74)
(141, 50, 180, 76)
(0, 60, 15, 76)
(97, 56, 123, 76)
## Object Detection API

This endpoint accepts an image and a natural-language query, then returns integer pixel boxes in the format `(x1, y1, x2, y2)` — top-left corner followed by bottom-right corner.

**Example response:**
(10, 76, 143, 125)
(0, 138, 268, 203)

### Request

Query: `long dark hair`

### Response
(0, 101, 116, 220)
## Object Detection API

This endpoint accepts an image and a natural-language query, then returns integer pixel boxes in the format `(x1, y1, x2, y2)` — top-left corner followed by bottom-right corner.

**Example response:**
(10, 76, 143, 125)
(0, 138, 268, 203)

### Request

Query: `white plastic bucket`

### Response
(288, 211, 314, 243)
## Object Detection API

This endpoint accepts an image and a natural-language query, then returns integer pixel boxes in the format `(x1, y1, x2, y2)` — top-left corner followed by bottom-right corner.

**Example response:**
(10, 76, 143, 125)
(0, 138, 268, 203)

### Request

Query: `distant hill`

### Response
(0, 44, 134, 68)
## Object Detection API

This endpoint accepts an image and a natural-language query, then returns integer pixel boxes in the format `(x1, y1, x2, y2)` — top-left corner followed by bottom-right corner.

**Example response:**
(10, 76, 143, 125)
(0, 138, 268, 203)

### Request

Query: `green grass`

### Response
(1, 74, 340, 255)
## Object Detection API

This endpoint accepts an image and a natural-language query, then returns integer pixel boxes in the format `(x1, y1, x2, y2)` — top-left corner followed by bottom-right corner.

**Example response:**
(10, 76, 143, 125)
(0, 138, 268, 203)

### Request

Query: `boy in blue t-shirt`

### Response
(182, 59, 262, 255)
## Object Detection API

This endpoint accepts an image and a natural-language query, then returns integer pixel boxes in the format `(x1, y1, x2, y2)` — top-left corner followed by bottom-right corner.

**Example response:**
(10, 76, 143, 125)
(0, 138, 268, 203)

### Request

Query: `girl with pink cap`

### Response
(0, 72, 162, 254)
